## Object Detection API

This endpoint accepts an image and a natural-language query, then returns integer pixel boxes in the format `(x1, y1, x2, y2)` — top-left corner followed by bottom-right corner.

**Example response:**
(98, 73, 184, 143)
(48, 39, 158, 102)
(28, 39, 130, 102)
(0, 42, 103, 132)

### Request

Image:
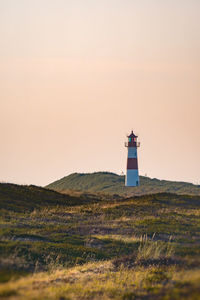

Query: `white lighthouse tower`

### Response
(125, 131, 140, 186)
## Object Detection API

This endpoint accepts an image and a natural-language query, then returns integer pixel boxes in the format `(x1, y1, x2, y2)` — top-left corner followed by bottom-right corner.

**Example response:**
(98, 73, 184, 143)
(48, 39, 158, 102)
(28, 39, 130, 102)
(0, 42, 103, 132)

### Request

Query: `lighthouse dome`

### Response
(128, 131, 137, 138)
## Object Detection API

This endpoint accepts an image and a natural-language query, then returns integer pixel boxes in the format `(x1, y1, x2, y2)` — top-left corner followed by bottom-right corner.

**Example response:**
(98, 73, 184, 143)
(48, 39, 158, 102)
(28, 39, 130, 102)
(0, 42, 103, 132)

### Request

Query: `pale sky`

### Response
(0, 0, 200, 186)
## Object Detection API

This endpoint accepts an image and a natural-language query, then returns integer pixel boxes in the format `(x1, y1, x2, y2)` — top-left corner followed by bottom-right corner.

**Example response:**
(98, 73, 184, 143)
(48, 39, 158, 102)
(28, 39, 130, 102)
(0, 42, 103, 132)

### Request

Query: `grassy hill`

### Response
(0, 183, 101, 212)
(0, 182, 200, 299)
(46, 172, 200, 196)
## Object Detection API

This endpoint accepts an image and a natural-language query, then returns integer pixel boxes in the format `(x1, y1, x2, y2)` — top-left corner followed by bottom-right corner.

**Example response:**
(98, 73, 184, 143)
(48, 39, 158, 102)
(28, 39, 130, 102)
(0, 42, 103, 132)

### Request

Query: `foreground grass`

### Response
(0, 186, 200, 299)
(0, 260, 200, 300)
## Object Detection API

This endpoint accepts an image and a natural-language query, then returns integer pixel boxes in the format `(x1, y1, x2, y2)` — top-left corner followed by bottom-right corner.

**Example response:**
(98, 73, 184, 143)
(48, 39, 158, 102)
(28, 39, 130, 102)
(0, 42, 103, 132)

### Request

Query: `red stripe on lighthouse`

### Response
(127, 158, 138, 169)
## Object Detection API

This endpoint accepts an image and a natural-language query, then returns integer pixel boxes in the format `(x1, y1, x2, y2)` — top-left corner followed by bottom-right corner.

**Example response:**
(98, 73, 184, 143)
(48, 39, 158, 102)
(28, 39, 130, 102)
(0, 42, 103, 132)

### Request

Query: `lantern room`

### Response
(125, 131, 140, 148)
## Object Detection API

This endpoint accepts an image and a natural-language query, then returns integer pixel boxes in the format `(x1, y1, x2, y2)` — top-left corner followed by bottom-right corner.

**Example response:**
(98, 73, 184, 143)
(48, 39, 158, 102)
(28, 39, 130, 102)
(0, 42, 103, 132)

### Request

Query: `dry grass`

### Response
(0, 259, 199, 300)
(1, 189, 200, 299)
(93, 234, 141, 243)
(137, 234, 174, 260)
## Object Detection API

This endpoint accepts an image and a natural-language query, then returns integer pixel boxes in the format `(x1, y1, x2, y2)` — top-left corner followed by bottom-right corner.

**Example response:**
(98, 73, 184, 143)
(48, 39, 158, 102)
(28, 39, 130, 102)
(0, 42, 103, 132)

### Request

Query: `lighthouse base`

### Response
(125, 169, 139, 187)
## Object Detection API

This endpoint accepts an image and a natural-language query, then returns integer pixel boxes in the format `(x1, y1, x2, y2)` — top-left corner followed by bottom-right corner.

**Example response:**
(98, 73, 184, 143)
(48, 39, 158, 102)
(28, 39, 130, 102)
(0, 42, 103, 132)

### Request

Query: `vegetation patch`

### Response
(0, 183, 200, 299)
(46, 172, 200, 196)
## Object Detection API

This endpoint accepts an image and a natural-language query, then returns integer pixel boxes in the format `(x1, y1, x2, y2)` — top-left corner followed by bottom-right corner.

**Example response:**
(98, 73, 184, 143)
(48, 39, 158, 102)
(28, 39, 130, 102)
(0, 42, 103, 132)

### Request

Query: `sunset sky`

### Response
(0, 0, 199, 186)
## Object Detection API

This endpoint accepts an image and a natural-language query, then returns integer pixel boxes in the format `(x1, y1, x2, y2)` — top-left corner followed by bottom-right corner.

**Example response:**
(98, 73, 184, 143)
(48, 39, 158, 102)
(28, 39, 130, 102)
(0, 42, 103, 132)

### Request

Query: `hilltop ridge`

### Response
(46, 172, 200, 196)
(0, 182, 100, 212)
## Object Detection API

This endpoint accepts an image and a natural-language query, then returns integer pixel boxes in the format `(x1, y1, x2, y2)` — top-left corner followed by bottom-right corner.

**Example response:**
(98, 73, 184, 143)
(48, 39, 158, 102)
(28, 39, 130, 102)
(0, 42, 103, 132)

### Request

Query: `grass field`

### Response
(46, 172, 200, 196)
(0, 183, 200, 299)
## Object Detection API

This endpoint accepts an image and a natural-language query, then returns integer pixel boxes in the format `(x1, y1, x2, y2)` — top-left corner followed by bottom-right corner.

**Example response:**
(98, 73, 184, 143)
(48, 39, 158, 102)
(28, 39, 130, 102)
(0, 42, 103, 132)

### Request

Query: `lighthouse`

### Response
(125, 131, 140, 186)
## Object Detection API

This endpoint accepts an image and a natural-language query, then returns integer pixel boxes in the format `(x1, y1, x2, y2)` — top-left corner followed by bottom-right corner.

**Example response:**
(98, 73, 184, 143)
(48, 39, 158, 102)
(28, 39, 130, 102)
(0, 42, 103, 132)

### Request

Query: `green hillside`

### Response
(0, 183, 99, 212)
(46, 172, 200, 196)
